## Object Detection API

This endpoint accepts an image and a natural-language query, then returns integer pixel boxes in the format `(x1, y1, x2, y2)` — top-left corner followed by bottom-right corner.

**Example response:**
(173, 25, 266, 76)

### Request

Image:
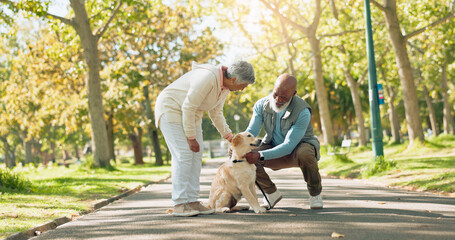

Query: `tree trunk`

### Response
(1, 137, 16, 169)
(5, 151, 15, 169)
(344, 68, 367, 146)
(308, 34, 334, 145)
(422, 85, 439, 136)
(129, 128, 144, 165)
(74, 144, 80, 161)
(24, 139, 33, 164)
(381, 0, 424, 145)
(50, 141, 56, 163)
(62, 149, 71, 167)
(384, 84, 401, 144)
(106, 106, 116, 161)
(379, 66, 401, 144)
(340, 46, 367, 146)
(151, 130, 163, 165)
(441, 64, 455, 134)
(143, 86, 163, 166)
(70, 0, 111, 167)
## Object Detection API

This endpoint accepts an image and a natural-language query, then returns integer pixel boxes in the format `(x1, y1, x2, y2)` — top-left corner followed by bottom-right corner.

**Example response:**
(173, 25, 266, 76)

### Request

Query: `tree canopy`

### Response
(1, 0, 454, 167)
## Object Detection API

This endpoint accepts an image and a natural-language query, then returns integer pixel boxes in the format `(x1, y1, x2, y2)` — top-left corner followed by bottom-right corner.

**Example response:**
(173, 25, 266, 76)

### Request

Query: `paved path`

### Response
(32, 158, 455, 240)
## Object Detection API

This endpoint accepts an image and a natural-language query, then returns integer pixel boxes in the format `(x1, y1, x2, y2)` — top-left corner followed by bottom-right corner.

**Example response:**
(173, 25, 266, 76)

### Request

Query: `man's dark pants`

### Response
(255, 142, 322, 196)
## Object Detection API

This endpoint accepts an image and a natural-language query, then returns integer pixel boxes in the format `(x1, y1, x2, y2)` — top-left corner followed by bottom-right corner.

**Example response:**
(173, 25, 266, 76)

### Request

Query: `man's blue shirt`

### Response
(245, 97, 310, 160)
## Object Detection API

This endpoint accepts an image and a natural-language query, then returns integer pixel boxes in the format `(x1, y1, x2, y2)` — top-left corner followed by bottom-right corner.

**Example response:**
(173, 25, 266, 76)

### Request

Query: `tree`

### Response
(379, 67, 402, 143)
(0, 17, 89, 166)
(408, 46, 440, 137)
(0, 0, 125, 167)
(325, 0, 368, 146)
(371, 0, 455, 146)
(259, 0, 335, 145)
(441, 63, 455, 134)
(102, 1, 223, 165)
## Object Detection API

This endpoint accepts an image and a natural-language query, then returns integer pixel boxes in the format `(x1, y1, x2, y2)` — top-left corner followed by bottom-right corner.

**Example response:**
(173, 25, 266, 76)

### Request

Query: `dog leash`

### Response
(255, 181, 271, 208)
(232, 158, 271, 208)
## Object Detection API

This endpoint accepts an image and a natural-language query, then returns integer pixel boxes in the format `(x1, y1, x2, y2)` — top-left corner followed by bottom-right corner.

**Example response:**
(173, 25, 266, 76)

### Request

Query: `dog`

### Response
(207, 132, 267, 213)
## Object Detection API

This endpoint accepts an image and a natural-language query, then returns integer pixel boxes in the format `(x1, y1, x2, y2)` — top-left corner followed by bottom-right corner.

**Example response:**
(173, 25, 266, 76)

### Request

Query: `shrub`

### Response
(331, 154, 354, 163)
(427, 134, 455, 147)
(0, 167, 32, 191)
(361, 156, 397, 178)
(78, 155, 117, 171)
(78, 154, 94, 170)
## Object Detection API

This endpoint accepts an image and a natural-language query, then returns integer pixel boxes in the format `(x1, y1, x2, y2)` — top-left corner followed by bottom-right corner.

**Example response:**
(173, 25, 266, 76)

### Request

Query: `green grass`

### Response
(2, 136, 455, 238)
(319, 135, 455, 194)
(0, 157, 171, 238)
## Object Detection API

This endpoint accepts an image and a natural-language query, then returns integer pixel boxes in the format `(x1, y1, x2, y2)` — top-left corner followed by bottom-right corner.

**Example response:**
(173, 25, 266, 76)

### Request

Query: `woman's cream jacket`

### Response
(155, 62, 232, 139)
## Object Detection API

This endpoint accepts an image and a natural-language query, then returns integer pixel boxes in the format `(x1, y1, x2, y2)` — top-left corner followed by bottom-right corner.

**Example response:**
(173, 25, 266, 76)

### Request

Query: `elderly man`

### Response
(155, 61, 256, 216)
(244, 73, 323, 210)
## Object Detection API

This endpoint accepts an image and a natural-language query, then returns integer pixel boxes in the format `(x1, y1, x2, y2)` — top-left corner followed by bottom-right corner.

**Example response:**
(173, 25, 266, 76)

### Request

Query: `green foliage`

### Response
(361, 156, 397, 178)
(1, 160, 171, 238)
(78, 154, 94, 170)
(331, 154, 354, 163)
(0, 168, 32, 192)
(321, 135, 455, 194)
(77, 155, 117, 171)
(355, 145, 371, 152)
(427, 134, 455, 145)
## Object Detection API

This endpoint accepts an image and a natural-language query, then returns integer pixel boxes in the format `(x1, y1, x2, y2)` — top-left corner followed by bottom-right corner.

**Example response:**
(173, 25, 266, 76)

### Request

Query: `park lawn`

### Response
(2, 136, 454, 238)
(319, 135, 455, 195)
(0, 158, 171, 239)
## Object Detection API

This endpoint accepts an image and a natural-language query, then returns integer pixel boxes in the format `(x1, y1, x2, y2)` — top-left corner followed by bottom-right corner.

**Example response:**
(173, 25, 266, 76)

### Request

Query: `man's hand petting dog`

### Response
(244, 151, 260, 164)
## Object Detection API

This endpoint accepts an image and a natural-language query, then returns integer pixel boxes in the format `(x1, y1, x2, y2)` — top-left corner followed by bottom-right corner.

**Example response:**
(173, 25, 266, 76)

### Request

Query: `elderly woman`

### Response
(155, 61, 255, 217)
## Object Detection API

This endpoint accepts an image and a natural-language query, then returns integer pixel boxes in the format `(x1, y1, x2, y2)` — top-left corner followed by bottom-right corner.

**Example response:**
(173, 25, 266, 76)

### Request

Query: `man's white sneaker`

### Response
(309, 194, 323, 209)
(260, 190, 282, 209)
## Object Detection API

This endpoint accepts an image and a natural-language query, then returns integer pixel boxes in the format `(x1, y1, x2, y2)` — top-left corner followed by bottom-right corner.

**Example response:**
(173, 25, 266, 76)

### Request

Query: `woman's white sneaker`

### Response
(173, 203, 199, 217)
(189, 201, 215, 215)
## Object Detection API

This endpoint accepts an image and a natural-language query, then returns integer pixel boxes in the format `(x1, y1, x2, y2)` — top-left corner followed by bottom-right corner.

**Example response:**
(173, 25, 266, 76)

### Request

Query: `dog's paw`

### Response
(231, 205, 250, 211)
(254, 207, 267, 214)
(220, 207, 231, 213)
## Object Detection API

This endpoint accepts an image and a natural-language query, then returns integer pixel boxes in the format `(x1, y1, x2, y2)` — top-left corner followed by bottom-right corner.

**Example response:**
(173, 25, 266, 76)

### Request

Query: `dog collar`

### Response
(232, 160, 245, 163)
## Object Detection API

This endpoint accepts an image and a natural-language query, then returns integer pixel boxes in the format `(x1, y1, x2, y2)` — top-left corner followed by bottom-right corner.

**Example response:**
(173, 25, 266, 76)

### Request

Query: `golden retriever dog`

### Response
(207, 132, 267, 214)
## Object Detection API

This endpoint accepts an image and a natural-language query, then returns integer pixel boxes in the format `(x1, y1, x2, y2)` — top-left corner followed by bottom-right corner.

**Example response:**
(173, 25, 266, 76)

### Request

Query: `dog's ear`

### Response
(232, 134, 243, 147)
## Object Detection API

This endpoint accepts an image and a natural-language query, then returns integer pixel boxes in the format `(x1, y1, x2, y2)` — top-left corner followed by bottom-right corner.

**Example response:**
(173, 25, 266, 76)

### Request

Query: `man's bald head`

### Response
(270, 74, 297, 111)
(275, 73, 297, 93)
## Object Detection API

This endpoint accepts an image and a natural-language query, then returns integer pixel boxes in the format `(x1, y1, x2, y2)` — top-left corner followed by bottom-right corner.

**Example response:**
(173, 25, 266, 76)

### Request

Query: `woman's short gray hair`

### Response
(225, 61, 255, 84)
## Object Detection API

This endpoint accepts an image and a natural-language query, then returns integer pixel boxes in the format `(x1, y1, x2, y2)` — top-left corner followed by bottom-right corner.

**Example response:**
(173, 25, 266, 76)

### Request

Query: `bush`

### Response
(331, 154, 354, 163)
(118, 157, 131, 164)
(78, 155, 94, 170)
(0, 167, 32, 191)
(361, 156, 397, 178)
(427, 134, 455, 147)
(78, 155, 117, 171)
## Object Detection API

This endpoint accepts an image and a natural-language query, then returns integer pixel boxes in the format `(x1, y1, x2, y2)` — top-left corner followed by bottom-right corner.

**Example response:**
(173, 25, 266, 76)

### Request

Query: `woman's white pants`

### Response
(159, 115, 203, 206)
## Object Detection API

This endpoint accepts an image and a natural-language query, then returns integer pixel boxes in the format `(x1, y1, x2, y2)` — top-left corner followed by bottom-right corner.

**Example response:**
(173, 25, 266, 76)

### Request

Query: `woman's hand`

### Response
(224, 132, 234, 142)
(187, 138, 200, 152)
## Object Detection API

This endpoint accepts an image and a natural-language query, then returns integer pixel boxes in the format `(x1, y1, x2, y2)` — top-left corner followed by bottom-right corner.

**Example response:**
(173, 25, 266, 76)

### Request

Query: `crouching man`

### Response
(244, 73, 323, 210)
